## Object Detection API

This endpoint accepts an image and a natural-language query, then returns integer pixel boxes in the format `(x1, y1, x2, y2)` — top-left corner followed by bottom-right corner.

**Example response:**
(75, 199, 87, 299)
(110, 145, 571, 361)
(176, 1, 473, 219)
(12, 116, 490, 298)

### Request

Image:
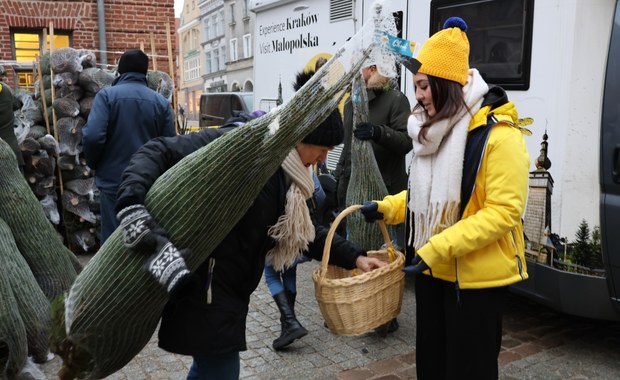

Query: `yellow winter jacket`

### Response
(376, 101, 530, 289)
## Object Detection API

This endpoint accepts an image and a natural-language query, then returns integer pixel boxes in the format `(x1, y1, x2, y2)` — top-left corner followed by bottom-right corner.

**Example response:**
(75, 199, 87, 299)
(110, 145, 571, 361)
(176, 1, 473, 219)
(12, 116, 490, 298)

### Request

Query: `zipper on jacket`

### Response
(511, 229, 526, 280)
(205, 258, 215, 304)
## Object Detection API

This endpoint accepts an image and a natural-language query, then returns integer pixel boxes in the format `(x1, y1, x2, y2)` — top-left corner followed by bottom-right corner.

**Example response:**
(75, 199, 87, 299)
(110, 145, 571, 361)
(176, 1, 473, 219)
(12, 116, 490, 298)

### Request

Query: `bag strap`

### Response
(459, 114, 496, 217)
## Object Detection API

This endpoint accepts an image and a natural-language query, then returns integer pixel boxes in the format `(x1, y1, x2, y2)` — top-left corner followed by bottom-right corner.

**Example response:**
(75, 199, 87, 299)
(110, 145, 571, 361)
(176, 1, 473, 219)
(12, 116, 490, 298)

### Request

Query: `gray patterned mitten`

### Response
(145, 233, 191, 293)
(116, 204, 156, 250)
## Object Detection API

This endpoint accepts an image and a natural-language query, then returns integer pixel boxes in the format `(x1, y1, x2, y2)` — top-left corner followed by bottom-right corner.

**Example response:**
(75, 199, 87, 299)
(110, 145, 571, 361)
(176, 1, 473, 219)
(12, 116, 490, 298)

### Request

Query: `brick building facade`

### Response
(0, 0, 177, 89)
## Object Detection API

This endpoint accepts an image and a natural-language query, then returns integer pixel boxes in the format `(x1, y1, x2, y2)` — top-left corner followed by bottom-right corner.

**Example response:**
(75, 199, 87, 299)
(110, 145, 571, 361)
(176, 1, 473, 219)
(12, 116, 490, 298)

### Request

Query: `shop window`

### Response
(11, 29, 71, 91)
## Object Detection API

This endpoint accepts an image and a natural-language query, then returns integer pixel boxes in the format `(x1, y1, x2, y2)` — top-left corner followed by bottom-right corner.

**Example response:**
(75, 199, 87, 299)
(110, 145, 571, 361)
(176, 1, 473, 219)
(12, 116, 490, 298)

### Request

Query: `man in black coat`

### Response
(115, 112, 385, 379)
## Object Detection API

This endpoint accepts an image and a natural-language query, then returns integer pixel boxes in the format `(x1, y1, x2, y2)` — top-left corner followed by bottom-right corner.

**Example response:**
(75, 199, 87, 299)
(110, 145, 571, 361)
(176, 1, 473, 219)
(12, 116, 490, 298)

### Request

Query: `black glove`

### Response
(353, 122, 381, 141)
(117, 204, 166, 251)
(145, 232, 192, 294)
(360, 201, 384, 222)
(403, 255, 430, 274)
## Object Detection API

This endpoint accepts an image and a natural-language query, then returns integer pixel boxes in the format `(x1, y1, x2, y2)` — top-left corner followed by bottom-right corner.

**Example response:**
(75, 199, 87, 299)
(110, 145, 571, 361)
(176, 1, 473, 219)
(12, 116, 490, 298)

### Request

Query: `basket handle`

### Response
(319, 204, 395, 277)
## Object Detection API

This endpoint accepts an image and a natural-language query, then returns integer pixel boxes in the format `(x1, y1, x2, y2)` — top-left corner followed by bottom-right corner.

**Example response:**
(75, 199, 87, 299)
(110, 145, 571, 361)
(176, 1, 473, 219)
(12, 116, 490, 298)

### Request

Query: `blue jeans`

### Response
(263, 256, 311, 296)
(187, 351, 240, 380)
(99, 190, 119, 244)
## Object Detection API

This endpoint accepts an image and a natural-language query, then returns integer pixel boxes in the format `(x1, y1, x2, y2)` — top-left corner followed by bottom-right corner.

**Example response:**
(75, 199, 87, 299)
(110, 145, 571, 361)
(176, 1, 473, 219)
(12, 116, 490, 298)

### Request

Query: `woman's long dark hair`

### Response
(413, 75, 469, 142)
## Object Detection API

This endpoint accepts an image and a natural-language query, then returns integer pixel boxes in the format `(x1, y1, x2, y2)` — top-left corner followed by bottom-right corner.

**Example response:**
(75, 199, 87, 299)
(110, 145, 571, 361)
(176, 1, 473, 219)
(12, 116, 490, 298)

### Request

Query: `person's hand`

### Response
(360, 201, 383, 222)
(355, 255, 387, 272)
(353, 122, 381, 141)
(402, 255, 430, 275)
(144, 232, 192, 294)
(117, 204, 165, 251)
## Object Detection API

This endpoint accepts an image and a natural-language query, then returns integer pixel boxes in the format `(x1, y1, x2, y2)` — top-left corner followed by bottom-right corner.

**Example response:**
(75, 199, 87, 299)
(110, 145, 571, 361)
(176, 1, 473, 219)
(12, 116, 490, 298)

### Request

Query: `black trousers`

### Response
(414, 274, 508, 380)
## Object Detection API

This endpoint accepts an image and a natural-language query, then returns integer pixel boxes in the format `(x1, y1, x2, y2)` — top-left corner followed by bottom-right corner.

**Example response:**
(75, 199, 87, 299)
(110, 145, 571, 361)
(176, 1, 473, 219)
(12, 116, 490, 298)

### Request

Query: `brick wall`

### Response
(0, 0, 177, 87)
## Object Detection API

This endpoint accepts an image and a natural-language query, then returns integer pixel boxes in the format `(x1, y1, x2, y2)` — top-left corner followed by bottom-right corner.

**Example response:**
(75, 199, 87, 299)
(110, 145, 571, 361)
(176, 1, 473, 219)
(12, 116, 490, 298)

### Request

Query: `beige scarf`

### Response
(266, 149, 315, 271)
(407, 69, 488, 249)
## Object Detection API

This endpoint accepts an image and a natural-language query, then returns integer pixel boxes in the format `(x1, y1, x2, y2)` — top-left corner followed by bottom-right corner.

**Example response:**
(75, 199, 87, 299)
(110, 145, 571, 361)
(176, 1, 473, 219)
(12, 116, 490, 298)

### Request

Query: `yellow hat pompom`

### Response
(417, 17, 470, 86)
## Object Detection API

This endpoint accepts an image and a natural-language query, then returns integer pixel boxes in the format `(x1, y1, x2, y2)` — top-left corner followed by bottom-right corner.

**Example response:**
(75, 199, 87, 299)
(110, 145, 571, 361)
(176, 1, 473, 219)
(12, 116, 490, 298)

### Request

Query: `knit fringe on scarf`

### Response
(407, 69, 489, 249)
(266, 149, 315, 271)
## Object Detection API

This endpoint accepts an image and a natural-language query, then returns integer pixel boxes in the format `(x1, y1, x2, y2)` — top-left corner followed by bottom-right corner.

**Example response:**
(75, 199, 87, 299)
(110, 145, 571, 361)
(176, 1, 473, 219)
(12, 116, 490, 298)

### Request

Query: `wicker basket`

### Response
(312, 204, 405, 336)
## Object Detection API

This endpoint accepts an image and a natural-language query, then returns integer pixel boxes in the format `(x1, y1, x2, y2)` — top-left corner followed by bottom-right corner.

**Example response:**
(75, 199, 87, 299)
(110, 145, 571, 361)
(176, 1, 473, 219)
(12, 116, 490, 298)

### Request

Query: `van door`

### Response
(600, 0, 620, 315)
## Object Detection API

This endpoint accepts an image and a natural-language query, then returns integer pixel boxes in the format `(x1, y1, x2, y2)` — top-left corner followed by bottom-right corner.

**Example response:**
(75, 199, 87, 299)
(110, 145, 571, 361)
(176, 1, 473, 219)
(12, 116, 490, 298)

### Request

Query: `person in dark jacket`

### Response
(114, 111, 386, 379)
(334, 58, 412, 247)
(334, 56, 412, 336)
(82, 48, 176, 244)
(0, 79, 24, 171)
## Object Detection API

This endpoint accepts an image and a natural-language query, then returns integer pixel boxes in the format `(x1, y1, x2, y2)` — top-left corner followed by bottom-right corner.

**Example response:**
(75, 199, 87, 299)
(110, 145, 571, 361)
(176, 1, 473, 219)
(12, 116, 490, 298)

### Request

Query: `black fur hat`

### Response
(118, 49, 149, 75)
(293, 69, 344, 147)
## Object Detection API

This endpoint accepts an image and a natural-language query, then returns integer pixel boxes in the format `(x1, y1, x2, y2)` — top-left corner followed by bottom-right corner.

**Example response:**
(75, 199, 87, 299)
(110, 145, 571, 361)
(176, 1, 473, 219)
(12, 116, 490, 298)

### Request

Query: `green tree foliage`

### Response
(571, 219, 591, 267)
(570, 219, 604, 270)
(590, 225, 604, 269)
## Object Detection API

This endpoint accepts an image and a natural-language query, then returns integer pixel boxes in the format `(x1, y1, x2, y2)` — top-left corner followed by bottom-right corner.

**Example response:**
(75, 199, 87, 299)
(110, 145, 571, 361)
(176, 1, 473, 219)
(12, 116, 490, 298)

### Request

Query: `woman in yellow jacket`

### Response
(361, 17, 530, 380)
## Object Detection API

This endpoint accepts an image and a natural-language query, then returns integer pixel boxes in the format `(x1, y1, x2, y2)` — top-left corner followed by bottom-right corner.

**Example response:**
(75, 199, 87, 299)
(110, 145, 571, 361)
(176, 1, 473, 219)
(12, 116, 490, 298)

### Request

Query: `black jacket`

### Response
(335, 88, 412, 208)
(116, 128, 365, 356)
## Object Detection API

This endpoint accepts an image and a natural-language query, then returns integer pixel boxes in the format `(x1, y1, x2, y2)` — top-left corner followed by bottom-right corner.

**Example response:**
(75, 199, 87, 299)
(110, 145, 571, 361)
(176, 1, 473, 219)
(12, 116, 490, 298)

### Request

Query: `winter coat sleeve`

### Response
(376, 190, 407, 225)
(303, 185, 365, 269)
(334, 100, 353, 183)
(81, 91, 110, 170)
(303, 223, 365, 270)
(374, 91, 412, 154)
(115, 128, 227, 212)
(162, 102, 176, 136)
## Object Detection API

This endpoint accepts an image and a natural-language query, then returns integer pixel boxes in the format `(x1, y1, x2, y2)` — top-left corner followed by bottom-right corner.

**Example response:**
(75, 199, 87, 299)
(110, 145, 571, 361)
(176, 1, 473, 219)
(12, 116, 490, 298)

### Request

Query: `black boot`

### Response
(272, 291, 308, 350)
(375, 317, 399, 338)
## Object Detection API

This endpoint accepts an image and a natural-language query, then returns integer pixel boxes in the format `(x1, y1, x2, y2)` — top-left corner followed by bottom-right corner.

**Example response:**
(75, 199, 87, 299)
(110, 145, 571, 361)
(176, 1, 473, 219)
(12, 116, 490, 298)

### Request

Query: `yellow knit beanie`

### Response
(418, 17, 470, 86)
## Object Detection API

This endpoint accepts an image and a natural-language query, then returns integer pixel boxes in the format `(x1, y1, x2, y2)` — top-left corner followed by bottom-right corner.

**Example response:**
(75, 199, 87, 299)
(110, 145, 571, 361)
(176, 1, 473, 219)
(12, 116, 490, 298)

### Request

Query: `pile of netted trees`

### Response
(0, 138, 81, 379)
(13, 47, 173, 254)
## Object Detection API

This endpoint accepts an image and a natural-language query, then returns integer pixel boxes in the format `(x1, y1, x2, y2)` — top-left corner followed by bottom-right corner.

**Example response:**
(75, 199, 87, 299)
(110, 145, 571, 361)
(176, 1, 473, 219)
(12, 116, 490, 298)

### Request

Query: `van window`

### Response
(430, 0, 534, 90)
(199, 92, 253, 127)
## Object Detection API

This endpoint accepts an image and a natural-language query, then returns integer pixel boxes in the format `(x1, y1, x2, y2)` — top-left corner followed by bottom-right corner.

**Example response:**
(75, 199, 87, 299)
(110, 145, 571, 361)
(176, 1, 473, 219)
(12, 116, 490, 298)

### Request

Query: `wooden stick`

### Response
(42, 29, 48, 54)
(48, 21, 64, 194)
(165, 23, 179, 133)
(150, 33, 158, 71)
(35, 56, 51, 135)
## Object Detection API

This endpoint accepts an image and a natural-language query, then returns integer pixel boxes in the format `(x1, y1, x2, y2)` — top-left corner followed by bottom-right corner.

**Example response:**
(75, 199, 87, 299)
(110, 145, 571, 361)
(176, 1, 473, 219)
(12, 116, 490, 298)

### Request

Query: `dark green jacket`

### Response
(0, 81, 24, 167)
(335, 87, 412, 207)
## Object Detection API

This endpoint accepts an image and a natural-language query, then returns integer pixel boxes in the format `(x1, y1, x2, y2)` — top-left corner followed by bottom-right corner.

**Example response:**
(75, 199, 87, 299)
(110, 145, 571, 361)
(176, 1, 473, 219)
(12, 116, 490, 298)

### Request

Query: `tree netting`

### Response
(335, 0, 403, 252)
(0, 140, 79, 300)
(0, 139, 80, 379)
(54, 1, 403, 378)
(344, 72, 391, 251)
(0, 218, 51, 364)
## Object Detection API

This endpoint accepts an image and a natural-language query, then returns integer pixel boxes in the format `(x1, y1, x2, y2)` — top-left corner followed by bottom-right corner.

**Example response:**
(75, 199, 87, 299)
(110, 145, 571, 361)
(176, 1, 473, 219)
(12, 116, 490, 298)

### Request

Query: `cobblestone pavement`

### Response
(39, 260, 620, 379)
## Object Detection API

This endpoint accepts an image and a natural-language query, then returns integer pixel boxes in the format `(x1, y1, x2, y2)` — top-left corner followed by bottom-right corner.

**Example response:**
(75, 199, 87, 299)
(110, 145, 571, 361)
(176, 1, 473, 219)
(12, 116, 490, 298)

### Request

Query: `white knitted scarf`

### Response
(266, 149, 315, 271)
(407, 69, 488, 249)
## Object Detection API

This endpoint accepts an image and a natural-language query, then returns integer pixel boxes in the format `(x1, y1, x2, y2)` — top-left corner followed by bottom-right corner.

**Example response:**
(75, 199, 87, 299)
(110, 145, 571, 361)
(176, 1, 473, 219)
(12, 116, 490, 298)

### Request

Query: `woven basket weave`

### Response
(313, 205, 405, 336)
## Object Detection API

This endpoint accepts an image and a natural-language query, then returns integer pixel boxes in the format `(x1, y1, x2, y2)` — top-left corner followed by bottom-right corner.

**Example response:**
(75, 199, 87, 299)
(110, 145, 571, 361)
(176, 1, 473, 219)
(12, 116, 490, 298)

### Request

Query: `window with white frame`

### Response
(203, 18, 212, 40)
(184, 56, 200, 81)
(230, 38, 238, 61)
(204, 11, 225, 41)
(219, 46, 226, 70)
(212, 48, 220, 72)
(243, 34, 252, 58)
(215, 10, 225, 37)
(205, 51, 212, 73)
(191, 29, 199, 50)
